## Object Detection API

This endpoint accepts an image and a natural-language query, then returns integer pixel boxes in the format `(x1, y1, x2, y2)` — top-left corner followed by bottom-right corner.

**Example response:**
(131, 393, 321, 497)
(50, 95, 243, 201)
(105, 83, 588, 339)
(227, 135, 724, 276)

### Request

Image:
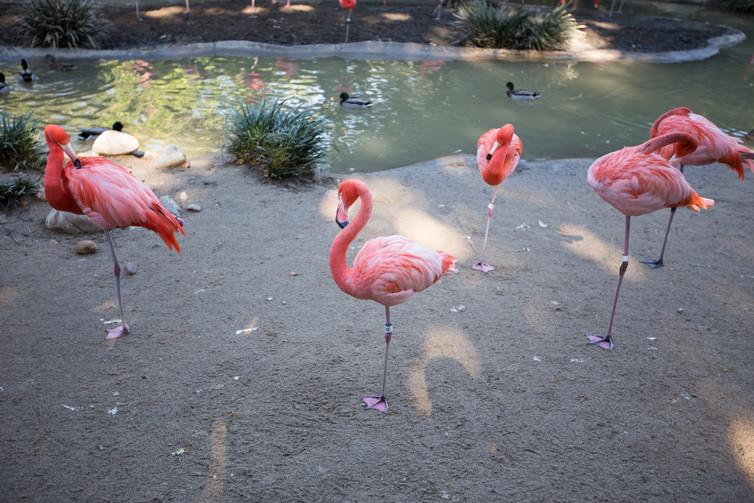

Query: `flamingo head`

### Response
(335, 179, 367, 229)
(485, 124, 514, 161)
(44, 125, 81, 168)
(339, 0, 356, 9)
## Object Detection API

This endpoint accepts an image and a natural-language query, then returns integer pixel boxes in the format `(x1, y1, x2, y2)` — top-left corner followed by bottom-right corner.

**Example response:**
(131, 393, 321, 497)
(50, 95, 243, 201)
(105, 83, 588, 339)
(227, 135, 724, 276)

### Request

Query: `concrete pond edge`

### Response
(0, 23, 745, 64)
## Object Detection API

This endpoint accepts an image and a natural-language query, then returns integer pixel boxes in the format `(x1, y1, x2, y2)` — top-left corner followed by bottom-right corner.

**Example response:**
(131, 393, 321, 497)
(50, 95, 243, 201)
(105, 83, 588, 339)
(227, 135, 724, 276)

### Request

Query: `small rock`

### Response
(186, 203, 202, 212)
(108, 407, 118, 416)
(150, 145, 188, 170)
(125, 262, 138, 275)
(159, 196, 181, 218)
(450, 305, 466, 313)
(289, 271, 299, 277)
(677, 308, 684, 314)
(46, 209, 102, 234)
(75, 240, 97, 255)
(178, 192, 188, 202)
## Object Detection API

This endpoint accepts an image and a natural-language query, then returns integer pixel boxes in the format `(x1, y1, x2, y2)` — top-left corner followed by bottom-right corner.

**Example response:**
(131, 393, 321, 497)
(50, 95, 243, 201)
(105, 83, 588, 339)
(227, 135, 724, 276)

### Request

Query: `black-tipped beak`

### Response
(335, 216, 349, 229)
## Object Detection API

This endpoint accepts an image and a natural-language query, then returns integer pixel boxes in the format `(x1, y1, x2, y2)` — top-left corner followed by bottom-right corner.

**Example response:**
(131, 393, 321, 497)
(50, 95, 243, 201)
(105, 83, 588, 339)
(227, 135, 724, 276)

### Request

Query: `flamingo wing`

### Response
(65, 157, 185, 251)
(352, 235, 456, 306)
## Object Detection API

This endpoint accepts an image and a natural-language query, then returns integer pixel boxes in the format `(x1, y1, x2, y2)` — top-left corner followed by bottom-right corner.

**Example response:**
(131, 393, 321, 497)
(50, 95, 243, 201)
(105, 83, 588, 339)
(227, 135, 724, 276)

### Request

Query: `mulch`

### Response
(0, 1, 730, 52)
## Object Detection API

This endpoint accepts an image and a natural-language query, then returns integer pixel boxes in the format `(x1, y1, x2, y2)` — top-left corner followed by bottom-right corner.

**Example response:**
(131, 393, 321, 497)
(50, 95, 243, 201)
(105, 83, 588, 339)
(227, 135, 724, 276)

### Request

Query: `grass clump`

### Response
(227, 100, 328, 181)
(0, 178, 38, 209)
(20, 0, 108, 49)
(0, 112, 44, 172)
(456, 1, 579, 51)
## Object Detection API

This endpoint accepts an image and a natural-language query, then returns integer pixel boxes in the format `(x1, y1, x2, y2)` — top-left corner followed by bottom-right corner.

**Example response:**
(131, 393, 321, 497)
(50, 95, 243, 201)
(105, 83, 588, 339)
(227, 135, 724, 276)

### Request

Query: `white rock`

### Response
(186, 203, 202, 212)
(93, 130, 140, 156)
(46, 209, 102, 234)
(125, 262, 137, 275)
(150, 145, 188, 170)
(158, 196, 181, 217)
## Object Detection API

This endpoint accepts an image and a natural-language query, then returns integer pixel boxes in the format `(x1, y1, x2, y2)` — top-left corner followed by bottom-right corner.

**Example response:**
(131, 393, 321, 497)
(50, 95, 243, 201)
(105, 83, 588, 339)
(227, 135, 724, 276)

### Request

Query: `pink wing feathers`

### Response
(588, 146, 714, 217)
(652, 107, 754, 179)
(350, 235, 457, 307)
(64, 157, 185, 252)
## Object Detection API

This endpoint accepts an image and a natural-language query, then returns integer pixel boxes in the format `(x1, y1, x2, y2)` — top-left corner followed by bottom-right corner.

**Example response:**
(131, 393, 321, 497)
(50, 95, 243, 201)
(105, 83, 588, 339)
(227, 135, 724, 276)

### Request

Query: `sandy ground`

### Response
(1, 154, 754, 501)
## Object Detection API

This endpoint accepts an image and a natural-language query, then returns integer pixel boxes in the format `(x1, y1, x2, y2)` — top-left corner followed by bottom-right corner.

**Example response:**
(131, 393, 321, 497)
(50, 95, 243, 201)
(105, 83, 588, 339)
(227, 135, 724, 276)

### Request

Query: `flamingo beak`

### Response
(486, 141, 501, 161)
(61, 142, 81, 168)
(335, 195, 349, 229)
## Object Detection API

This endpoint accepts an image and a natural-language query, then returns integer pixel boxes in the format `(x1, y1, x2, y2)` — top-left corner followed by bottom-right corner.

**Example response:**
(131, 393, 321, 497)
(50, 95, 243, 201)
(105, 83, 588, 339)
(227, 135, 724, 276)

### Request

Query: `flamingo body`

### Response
(650, 107, 754, 179)
(330, 179, 456, 411)
(43, 125, 184, 339)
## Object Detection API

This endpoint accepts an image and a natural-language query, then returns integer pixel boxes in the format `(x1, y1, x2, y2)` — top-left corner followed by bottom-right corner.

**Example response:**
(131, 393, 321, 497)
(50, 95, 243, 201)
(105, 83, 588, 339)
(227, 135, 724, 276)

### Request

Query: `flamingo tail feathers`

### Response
(147, 201, 186, 252)
(440, 252, 458, 274)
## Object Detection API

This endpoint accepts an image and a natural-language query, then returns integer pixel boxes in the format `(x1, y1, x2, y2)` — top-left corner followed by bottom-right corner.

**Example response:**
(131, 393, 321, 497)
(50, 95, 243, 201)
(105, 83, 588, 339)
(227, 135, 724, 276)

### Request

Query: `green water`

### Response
(1, 3, 752, 172)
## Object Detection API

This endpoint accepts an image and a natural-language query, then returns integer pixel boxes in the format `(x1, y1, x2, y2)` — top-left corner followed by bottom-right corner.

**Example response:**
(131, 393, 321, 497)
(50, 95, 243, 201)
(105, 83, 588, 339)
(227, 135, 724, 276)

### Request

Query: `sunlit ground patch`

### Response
(727, 417, 754, 490)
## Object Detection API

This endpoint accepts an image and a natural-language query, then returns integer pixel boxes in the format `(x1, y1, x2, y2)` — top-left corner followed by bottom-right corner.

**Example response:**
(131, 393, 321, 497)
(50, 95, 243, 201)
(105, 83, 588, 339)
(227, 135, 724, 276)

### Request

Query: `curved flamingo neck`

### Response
(329, 186, 373, 297)
(43, 142, 79, 213)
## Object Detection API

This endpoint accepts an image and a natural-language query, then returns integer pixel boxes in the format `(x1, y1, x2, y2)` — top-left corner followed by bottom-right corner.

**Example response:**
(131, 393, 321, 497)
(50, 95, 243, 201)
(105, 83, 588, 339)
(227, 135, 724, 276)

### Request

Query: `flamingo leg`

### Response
(344, 10, 352, 43)
(105, 231, 130, 340)
(135, 0, 141, 19)
(432, 0, 443, 20)
(363, 306, 392, 413)
(587, 215, 631, 351)
(472, 186, 499, 273)
(185, 0, 190, 13)
(641, 164, 684, 268)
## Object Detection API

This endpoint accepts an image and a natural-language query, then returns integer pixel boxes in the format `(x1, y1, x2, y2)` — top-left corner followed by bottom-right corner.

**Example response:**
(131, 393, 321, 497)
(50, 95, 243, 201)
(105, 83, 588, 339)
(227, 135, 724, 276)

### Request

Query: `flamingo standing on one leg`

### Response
(586, 132, 714, 350)
(641, 106, 754, 268)
(472, 123, 522, 273)
(339, 0, 356, 43)
(330, 179, 457, 412)
(43, 125, 185, 340)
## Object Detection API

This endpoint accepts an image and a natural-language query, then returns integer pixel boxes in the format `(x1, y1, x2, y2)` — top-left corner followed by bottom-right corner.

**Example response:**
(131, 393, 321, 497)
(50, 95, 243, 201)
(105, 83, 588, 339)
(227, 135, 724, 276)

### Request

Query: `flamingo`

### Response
(641, 107, 754, 268)
(43, 125, 185, 340)
(473, 123, 523, 273)
(586, 132, 714, 350)
(339, 0, 356, 43)
(330, 179, 457, 412)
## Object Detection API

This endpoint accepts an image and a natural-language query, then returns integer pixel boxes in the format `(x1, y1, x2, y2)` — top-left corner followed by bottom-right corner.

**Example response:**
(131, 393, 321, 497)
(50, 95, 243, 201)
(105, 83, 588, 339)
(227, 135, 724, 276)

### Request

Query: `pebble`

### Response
(289, 271, 299, 277)
(186, 203, 202, 212)
(178, 191, 188, 202)
(125, 262, 138, 275)
(75, 240, 97, 255)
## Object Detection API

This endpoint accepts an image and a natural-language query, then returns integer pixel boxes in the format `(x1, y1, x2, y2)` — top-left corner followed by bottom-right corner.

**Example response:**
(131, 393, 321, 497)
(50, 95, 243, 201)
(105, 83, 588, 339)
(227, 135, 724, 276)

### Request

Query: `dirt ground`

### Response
(1, 153, 753, 501)
(0, 0, 731, 52)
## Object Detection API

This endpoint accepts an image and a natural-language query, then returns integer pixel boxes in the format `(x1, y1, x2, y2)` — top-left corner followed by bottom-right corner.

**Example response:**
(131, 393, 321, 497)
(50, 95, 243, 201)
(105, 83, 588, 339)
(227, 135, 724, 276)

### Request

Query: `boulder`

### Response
(93, 130, 140, 156)
(90, 144, 189, 173)
(45, 209, 102, 234)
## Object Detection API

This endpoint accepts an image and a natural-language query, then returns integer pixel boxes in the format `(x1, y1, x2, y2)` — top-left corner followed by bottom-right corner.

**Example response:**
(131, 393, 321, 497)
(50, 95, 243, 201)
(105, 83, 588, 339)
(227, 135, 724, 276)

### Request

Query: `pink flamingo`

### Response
(586, 133, 714, 350)
(339, 0, 356, 43)
(473, 123, 523, 273)
(330, 179, 457, 412)
(641, 107, 754, 268)
(43, 125, 185, 340)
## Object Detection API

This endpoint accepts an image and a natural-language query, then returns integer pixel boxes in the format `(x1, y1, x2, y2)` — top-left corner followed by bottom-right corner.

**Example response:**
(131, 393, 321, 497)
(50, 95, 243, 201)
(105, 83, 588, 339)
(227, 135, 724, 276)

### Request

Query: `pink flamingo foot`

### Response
(586, 334, 614, 351)
(106, 324, 130, 340)
(362, 395, 389, 413)
(472, 260, 495, 273)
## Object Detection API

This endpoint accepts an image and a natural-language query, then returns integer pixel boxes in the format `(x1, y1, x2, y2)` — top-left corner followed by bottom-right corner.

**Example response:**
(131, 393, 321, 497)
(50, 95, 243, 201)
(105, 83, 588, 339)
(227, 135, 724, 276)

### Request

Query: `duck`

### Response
(0, 73, 9, 97)
(77, 121, 125, 141)
(44, 54, 77, 71)
(506, 82, 540, 101)
(339, 92, 372, 109)
(17, 59, 36, 83)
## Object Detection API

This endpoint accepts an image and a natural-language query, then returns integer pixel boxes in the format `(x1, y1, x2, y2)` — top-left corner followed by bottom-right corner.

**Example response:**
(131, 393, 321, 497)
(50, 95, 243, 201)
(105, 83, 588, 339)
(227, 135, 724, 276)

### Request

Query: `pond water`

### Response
(1, 2, 752, 173)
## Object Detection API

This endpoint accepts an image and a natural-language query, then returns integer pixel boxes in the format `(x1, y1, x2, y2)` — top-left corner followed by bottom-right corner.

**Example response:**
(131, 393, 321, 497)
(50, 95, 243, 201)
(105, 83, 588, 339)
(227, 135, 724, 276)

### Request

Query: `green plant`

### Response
(20, 0, 108, 49)
(724, 0, 754, 12)
(456, 1, 579, 50)
(0, 177, 38, 209)
(0, 112, 44, 172)
(227, 100, 328, 181)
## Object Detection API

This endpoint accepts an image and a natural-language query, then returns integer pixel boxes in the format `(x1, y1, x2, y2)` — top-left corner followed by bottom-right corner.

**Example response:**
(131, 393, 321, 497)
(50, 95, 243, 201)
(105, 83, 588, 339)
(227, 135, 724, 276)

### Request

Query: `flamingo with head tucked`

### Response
(473, 123, 522, 273)
(586, 132, 713, 350)
(330, 179, 457, 412)
(641, 107, 754, 268)
(43, 125, 185, 340)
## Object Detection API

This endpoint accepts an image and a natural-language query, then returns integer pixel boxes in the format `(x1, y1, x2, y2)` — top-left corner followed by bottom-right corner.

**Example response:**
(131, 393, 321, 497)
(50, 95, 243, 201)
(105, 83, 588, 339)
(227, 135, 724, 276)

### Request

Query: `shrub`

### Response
(725, 0, 754, 12)
(456, 1, 579, 51)
(0, 177, 38, 209)
(0, 112, 44, 172)
(227, 100, 328, 181)
(20, 0, 108, 49)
